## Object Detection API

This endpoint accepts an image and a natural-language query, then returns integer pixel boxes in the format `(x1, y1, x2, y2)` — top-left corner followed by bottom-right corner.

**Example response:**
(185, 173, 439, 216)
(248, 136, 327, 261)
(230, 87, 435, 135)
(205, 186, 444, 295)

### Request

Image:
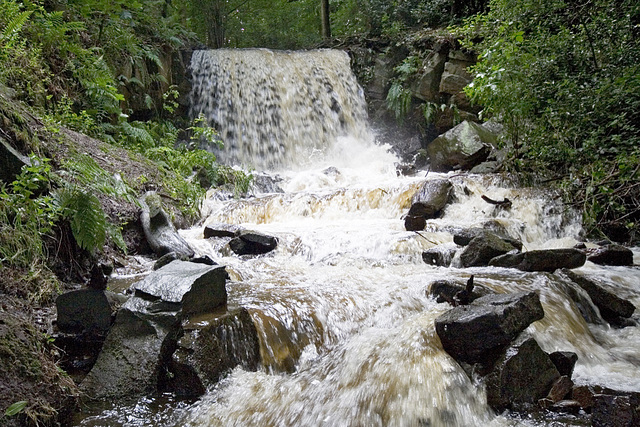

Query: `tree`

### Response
(321, 0, 331, 39)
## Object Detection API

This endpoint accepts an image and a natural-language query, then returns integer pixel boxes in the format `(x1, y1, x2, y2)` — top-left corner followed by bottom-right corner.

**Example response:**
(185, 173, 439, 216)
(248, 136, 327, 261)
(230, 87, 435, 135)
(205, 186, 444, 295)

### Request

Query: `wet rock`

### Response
(133, 260, 228, 316)
(422, 246, 457, 267)
(549, 399, 583, 414)
(154, 251, 188, 270)
(407, 179, 452, 219)
(587, 244, 634, 266)
(404, 215, 426, 231)
(489, 249, 586, 272)
(453, 228, 522, 251)
(560, 269, 635, 324)
(592, 394, 637, 427)
(56, 289, 120, 336)
(204, 223, 242, 239)
(459, 233, 517, 267)
(80, 298, 180, 399)
(428, 278, 493, 305)
(549, 351, 578, 377)
(0, 135, 31, 183)
(140, 193, 194, 258)
(250, 172, 284, 194)
(553, 272, 605, 325)
(435, 291, 544, 365)
(426, 121, 497, 172)
(485, 335, 560, 411)
(189, 255, 217, 266)
(547, 376, 574, 403)
(167, 307, 261, 397)
(229, 230, 278, 255)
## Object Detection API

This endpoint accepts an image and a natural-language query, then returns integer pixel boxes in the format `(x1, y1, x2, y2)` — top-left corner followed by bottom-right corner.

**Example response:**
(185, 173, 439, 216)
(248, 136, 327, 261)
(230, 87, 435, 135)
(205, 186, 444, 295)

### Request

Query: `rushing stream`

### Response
(75, 49, 640, 426)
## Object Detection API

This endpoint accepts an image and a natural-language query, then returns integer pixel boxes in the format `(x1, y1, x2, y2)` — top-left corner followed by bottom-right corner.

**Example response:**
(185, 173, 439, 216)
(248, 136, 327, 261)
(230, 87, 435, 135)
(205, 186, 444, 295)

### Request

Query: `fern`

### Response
(386, 81, 413, 122)
(54, 187, 107, 254)
(0, 9, 32, 47)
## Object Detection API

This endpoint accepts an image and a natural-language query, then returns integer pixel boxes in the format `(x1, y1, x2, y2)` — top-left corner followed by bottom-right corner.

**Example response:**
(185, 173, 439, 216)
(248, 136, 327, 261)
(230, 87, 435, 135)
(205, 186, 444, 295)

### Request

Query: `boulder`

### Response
(553, 272, 604, 325)
(0, 135, 31, 183)
(407, 179, 452, 219)
(560, 269, 635, 323)
(453, 228, 522, 250)
(587, 244, 634, 266)
(133, 260, 228, 316)
(167, 307, 261, 397)
(459, 233, 517, 268)
(404, 215, 426, 231)
(428, 279, 493, 304)
(204, 223, 242, 239)
(439, 59, 473, 95)
(546, 375, 574, 403)
(422, 246, 457, 267)
(427, 121, 497, 172)
(80, 298, 180, 399)
(140, 193, 194, 258)
(56, 289, 122, 336)
(489, 249, 586, 272)
(549, 351, 578, 377)
(249, 172, 284, 194)
(484, 335, 560, 411)
(435, 291, 544, 365)
(229, 230, 278, 255)
(592, 394, 639, 427)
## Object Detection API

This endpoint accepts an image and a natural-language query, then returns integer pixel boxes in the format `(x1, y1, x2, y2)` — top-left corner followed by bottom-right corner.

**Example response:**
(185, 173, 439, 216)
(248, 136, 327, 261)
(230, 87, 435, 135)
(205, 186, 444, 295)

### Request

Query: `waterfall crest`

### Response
(190, 49, 371, 170)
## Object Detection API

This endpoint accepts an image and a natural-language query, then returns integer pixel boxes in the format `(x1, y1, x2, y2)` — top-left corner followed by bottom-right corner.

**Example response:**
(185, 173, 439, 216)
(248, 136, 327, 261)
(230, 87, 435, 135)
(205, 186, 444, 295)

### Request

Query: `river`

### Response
(74, 49, 640, 427)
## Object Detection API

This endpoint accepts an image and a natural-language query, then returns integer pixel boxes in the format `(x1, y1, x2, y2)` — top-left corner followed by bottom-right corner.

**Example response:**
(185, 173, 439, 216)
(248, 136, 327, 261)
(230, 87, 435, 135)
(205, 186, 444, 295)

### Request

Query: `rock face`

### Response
(168, 308, 261, 396)
(140, 193, 194, 258)
(229, 230, 278, 255)
(0, 135, 31, 183)
(133, 261, 228, 316)
(484, 335, 560, 410)
(489, 249, 586, 272)
(459, 233, 517, 267)
(435, 291, 544, 365)
(587, 244, 634, 266)
(560, 269, 635, 323)
(427, 121, 497, 172)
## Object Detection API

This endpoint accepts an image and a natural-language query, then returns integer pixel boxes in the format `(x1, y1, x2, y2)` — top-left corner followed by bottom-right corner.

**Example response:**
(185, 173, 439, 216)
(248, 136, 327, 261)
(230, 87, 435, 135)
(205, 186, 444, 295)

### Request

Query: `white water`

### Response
(76, 49, 640, 426)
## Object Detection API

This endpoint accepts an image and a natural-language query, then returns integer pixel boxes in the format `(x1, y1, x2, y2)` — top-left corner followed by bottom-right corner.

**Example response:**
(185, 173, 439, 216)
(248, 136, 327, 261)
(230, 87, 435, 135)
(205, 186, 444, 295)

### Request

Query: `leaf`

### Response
(5, 401, 28, 416)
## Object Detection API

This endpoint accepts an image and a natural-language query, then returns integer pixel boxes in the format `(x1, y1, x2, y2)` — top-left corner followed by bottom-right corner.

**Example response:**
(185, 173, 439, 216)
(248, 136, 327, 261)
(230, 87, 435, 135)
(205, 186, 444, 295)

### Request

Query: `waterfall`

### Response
(76, 49, 640, 427)
(189, 49, 372, 170)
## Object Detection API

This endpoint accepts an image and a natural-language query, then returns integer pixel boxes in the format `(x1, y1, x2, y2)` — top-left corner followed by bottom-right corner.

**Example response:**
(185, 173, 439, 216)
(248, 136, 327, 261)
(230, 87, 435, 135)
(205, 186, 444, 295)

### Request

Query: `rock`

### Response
(133, 260, 228, 316)
(154, 251, 188, 270)
(404, 215, 426, 231)
(427, 121, 497, 172)
(489, 249, 586, 272)
(592, 394, 636, 427)
(435, 291, 544, 365)
(412, 52, 447, 101)
(204, 223, 242, 239)
(422, 246, 457, 267)
(560, 269, 635, 323)
(459, 233, 517, 267)
(547, 376, 574, 403)
(229, 230, 278, 255)
(553, 272, 605, 325)
(485, 335, 560, 411)
(407, 179, 452, 219)
(549, 399, 583, 414)
(453, 228, 522, 250)
(439, 59, 473, 95)
(0, 135, 31, 183)
(80, 298, 180, 399)
(167, 307, 261, 397)
(140, 193, 194, 258)
(587, 244, 634, 266)
(56, 289, 118, 336)
(549, 351, 578, 377)
(189, 255, 217, 266)
(428, 278, 493, 304)
(249, 172, 284, 194)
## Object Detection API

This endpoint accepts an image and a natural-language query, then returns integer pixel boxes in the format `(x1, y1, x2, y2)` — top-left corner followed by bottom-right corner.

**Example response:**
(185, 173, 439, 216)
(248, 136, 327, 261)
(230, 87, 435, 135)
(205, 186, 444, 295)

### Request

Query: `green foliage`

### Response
(5, 400, 28, 417)
(54, 187, 107, 254)
(459, 0, 640, 239)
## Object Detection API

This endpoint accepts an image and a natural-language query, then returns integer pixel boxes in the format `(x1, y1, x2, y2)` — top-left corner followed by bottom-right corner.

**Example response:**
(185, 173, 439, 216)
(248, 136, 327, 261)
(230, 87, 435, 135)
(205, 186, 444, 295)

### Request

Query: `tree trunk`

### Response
(321, 0, 331, 40)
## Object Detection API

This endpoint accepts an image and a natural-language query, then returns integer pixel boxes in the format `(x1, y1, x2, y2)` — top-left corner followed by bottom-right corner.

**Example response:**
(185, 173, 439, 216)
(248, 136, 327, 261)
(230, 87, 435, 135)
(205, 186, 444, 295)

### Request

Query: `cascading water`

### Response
(189, 49, 371, 170)
(76, 49, 640, 426)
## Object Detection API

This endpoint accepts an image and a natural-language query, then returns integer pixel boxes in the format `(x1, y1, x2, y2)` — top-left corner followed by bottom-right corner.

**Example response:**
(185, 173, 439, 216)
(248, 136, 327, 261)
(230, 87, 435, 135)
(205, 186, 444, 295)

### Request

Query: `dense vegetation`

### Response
(459, 0, 640, 241)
